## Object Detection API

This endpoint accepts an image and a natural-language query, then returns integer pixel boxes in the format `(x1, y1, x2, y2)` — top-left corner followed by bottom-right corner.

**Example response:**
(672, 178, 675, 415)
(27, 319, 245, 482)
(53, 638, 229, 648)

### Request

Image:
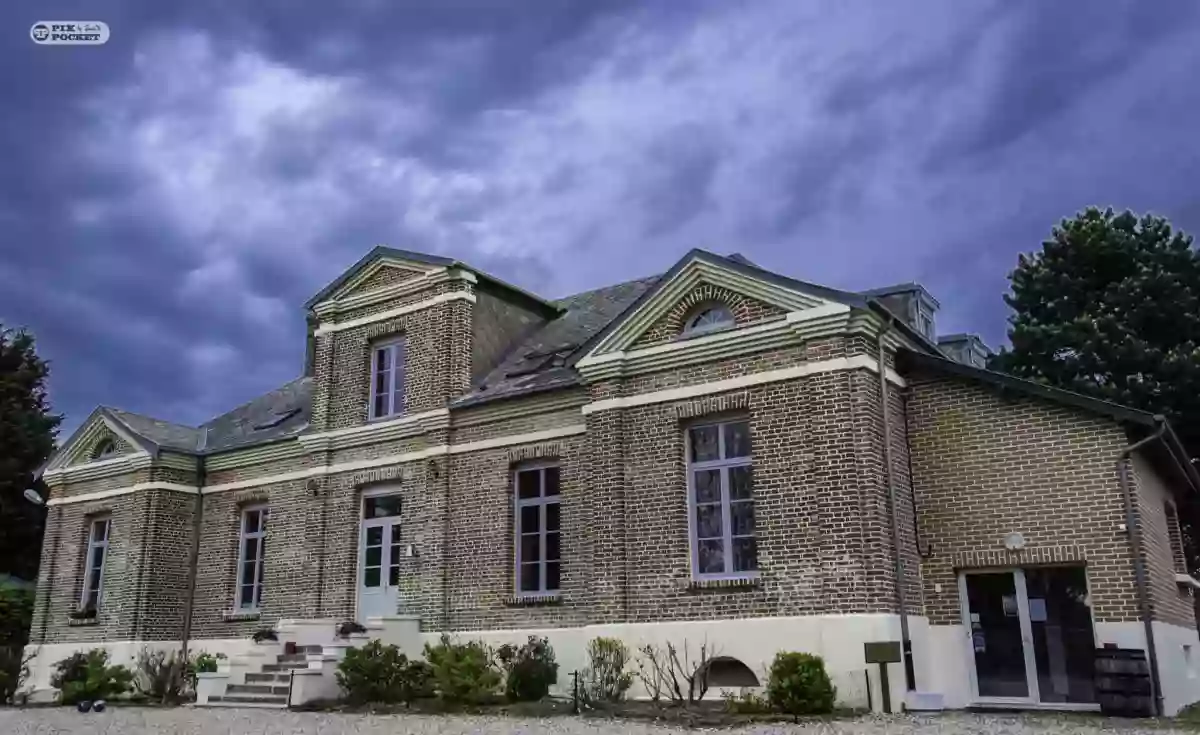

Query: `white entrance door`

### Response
(358, 491, 402, 621)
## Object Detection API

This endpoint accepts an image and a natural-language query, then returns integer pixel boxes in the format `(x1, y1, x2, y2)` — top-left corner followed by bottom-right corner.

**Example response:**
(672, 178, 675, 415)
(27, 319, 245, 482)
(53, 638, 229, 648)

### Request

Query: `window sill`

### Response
(505, 593, 562, 607)
(1175, 573, 1200, 590)
(68, 617, 99, 627)
(222, 609, 262, 622)
(688, 576, 761, 591)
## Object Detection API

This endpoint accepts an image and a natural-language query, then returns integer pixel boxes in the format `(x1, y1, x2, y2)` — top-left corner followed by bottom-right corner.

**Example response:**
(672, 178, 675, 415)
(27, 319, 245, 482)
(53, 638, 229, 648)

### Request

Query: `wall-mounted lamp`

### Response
(23, 489, 44, 506)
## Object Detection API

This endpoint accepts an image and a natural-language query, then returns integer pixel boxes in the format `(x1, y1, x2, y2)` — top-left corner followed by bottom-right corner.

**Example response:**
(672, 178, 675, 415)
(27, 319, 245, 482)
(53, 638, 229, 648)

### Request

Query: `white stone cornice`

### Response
(581, 356, 906, 415)
(43, 452, 153, 484)
(313, 291, 476, 336)
(204, 440, 308, 471)
(298, 409, 451, 452)
(46, 481, 200, 507)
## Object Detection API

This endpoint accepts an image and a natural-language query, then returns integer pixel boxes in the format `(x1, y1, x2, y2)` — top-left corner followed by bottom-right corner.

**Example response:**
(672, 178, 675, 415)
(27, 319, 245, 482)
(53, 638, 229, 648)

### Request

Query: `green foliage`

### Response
(765, 652, 835, 718)
(496, 636, 558, 702)
(991, 207, 1200, 564)
(0, 585, 34, 703)
(134, 648, 188, 704)
(581, 636, 633, 703)
(190, 651, 224, 675)
(423, 635, 501, 704)
(51, 649, 134, 705)
(722, 688, 772, 714)
(0, 646, 33, 704)
(0, 326, 61, 581)
(336, 640, 433, 705)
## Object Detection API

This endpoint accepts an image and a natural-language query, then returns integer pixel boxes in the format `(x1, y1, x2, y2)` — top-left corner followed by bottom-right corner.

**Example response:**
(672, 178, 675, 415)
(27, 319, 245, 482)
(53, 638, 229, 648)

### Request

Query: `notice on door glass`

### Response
(1028, 597, 1047, 622)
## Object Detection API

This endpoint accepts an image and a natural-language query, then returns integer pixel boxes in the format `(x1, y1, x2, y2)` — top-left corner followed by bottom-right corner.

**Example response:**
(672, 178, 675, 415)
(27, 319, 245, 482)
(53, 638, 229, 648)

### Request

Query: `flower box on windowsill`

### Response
(687, 576, 761, 592)
(505, 593, 562, 607)
(68, 616, 99, 627)
(222, 609, 262, 622)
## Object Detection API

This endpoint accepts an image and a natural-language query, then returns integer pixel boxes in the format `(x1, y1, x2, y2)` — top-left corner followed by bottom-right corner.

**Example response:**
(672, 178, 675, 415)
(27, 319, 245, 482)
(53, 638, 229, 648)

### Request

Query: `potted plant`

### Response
(336, 620, 367, 639)
(251, 628, 278, 644)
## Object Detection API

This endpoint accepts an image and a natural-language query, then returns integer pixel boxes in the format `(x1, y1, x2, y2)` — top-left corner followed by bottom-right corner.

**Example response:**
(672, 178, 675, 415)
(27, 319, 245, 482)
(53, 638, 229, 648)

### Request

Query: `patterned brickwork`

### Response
(631, 282, 786, 348)
(342, 265, 427, 297)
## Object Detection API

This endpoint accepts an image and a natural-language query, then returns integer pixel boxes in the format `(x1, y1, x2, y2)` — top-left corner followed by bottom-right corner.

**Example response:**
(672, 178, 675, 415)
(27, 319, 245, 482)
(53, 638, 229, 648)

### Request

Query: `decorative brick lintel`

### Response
(672, 391, 749, 420)
(953, 545, 1085, 570)
(352, 463, 419, 487)
(504, 594, 562, 607)
(222, 610, 262, 622)
(687, 576, 761, 591)
(506, 442, 561, 464)
(67, 617, 99, 627)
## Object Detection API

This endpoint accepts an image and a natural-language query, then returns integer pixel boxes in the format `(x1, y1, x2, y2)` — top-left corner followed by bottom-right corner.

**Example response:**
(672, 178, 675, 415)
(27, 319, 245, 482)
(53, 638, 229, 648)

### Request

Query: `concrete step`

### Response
(245, 672, 292, 684)
(227, 683, 290, 696)
(208, 693, 288, 707)
(261, 661, 308, 672)
(200, 698, 288, 709)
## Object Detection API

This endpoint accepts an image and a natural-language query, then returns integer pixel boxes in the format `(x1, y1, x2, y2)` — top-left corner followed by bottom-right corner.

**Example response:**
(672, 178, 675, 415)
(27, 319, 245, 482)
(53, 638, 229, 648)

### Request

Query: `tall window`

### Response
(514, 463, 560, 596)
(687, 420, 756, 579)
(236, 506, 269, 610)
(369, 339, 406, 420)
(80, 517, 110, 611)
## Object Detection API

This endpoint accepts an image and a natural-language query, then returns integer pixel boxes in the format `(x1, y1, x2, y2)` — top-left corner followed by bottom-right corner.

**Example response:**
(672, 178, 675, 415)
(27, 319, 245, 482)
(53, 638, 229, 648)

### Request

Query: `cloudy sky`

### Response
(4, 0, 1200, 438)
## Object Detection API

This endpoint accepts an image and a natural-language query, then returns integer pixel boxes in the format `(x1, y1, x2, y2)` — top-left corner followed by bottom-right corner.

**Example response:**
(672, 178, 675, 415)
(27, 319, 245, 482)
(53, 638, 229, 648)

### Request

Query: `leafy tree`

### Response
(991, 207, 1200, 562)
(0, 325, 61, 581)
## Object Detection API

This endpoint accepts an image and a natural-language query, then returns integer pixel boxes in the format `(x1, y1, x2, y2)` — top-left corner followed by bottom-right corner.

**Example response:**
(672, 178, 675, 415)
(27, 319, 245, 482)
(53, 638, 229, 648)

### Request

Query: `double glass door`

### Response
(961, 567, 1096, 705)
(358, 492, 403, 621)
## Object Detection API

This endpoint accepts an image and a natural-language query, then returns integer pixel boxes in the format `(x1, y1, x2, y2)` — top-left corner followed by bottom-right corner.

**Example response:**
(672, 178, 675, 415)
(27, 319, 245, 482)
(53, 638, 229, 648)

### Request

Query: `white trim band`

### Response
(299, 408, 450, 452)
(582, 355, 906, 415)
(46, 482, 200, 507)
(43, 451, 154, 483)
(201, 425, 588, 494)
(314, 291, 476, 336)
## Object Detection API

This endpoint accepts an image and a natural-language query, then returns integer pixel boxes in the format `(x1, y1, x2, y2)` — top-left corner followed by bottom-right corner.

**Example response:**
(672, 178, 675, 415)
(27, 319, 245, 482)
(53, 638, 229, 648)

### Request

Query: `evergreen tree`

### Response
(991, 207, 1200, 563)
(0, 326, 61, 581)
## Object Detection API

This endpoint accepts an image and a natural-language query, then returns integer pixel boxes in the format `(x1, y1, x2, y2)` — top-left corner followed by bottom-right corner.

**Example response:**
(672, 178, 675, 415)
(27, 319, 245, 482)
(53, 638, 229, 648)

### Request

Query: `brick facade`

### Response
(30, 248, 1196, 711)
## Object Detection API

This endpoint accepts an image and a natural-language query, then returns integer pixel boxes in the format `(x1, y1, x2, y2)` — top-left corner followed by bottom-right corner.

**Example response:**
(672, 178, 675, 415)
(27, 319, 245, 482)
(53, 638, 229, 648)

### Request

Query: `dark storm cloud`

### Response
(3, 0, 1200, 440)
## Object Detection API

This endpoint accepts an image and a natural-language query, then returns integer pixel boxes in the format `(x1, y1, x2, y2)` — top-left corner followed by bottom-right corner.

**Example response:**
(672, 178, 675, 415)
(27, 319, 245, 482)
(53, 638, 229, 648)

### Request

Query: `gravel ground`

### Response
(0, 709, 1193, 735)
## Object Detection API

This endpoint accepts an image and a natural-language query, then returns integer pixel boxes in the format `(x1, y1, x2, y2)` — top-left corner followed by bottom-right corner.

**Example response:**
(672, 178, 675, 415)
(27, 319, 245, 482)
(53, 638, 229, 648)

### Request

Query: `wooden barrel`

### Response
(1094, 648, 1153, 717)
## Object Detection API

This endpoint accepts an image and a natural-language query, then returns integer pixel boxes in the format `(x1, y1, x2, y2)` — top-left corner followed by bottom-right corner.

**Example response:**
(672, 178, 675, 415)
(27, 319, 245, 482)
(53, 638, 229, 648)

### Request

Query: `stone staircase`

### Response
(201, 647, 322, 708)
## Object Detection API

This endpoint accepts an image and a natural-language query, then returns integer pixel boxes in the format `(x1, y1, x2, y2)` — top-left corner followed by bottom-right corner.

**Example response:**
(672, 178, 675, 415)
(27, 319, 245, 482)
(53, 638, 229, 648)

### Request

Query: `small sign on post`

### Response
(864, 641, 902, 714)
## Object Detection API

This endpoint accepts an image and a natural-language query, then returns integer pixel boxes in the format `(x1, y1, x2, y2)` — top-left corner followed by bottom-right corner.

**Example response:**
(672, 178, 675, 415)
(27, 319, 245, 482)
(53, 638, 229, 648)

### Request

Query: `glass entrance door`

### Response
(960, 567, 1097, 705)
(358, 492, 403, 621)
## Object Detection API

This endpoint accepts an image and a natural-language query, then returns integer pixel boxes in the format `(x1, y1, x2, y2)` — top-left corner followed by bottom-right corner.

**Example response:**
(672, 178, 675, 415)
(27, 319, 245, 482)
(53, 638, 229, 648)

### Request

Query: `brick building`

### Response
(23, 247, 1200, 713)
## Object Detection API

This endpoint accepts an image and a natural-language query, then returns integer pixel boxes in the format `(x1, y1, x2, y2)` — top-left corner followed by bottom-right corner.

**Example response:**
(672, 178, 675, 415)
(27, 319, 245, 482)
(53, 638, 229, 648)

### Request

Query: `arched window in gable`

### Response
(92, 439, 117, 460)
(682, 304, 735, 337)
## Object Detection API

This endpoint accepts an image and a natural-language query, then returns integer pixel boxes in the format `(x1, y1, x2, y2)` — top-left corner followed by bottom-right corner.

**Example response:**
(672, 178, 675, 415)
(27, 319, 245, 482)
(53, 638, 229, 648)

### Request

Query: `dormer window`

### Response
(917, 302, 936, 340)
(683, 304, 734, 337)
(369, 338, 406, 420)
(92, 439, 117, 460)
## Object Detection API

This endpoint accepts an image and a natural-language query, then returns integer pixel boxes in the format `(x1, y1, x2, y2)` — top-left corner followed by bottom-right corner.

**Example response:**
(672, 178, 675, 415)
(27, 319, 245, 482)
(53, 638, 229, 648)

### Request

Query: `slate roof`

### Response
(199, 376, 312, 453)
(106, 408, 205, 452)
(453, 274, 663, 408)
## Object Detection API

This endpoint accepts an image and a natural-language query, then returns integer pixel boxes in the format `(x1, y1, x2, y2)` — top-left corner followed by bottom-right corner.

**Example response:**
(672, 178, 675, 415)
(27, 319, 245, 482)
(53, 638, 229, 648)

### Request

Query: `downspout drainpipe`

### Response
(1116, 418, 1167, 718)
(877, 323, 915, 692)
(180, 454, 206, 664)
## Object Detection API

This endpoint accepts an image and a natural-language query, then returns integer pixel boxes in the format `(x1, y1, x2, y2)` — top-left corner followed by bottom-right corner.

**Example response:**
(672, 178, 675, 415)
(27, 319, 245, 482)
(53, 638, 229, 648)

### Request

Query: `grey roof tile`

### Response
(200, 377, 312, 452)
(105, 408, 204, 452)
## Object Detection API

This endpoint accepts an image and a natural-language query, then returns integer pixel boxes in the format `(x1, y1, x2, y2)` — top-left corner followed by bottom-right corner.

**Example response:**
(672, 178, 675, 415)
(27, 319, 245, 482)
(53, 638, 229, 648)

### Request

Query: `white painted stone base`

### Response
(20, 637, 257, 701)
(398, 613, 924, 712)
(927, 621, 1200, 715)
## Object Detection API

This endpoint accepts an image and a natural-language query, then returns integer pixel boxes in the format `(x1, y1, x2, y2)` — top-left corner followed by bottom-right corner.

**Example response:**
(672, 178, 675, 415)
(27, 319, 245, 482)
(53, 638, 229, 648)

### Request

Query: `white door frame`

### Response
(355, 486, 403, 621)
(959, 568, 1040, 706)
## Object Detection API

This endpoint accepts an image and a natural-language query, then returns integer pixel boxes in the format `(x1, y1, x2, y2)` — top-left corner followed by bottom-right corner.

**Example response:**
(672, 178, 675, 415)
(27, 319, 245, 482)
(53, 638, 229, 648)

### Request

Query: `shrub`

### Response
(51, 649, 134, 705)
(134, 647, 187, 703)
(336, 640, 433, 705)
(581, 637, 633, 703)
(190, 651, 224, 675)
(0, 585, 33, 704)
(496, 636, 558, 702)
(721, 688, 772, 714)
(423, 635, 501, 704)
(251, 629, 278, 643)
(765, 652, 835, 718)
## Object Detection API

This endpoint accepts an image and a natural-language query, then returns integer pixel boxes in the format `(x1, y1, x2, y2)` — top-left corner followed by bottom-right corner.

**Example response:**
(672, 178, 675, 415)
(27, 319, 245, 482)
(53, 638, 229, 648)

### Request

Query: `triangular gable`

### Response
(44, 408, 155, 472)
(580, 250, 862, 359)
(304, 246, 455, 309)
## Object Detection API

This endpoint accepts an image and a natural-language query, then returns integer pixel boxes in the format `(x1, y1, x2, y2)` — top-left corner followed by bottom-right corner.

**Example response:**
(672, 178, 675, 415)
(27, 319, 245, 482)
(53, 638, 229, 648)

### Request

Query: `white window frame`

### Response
(368, 338, 407, 420)
(80, 517, 110, 611)
(686, 419, 757, 581)
(682, 304, 735, 337)
(513, 462, 561, 597)
(235, 506, 269, 611)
